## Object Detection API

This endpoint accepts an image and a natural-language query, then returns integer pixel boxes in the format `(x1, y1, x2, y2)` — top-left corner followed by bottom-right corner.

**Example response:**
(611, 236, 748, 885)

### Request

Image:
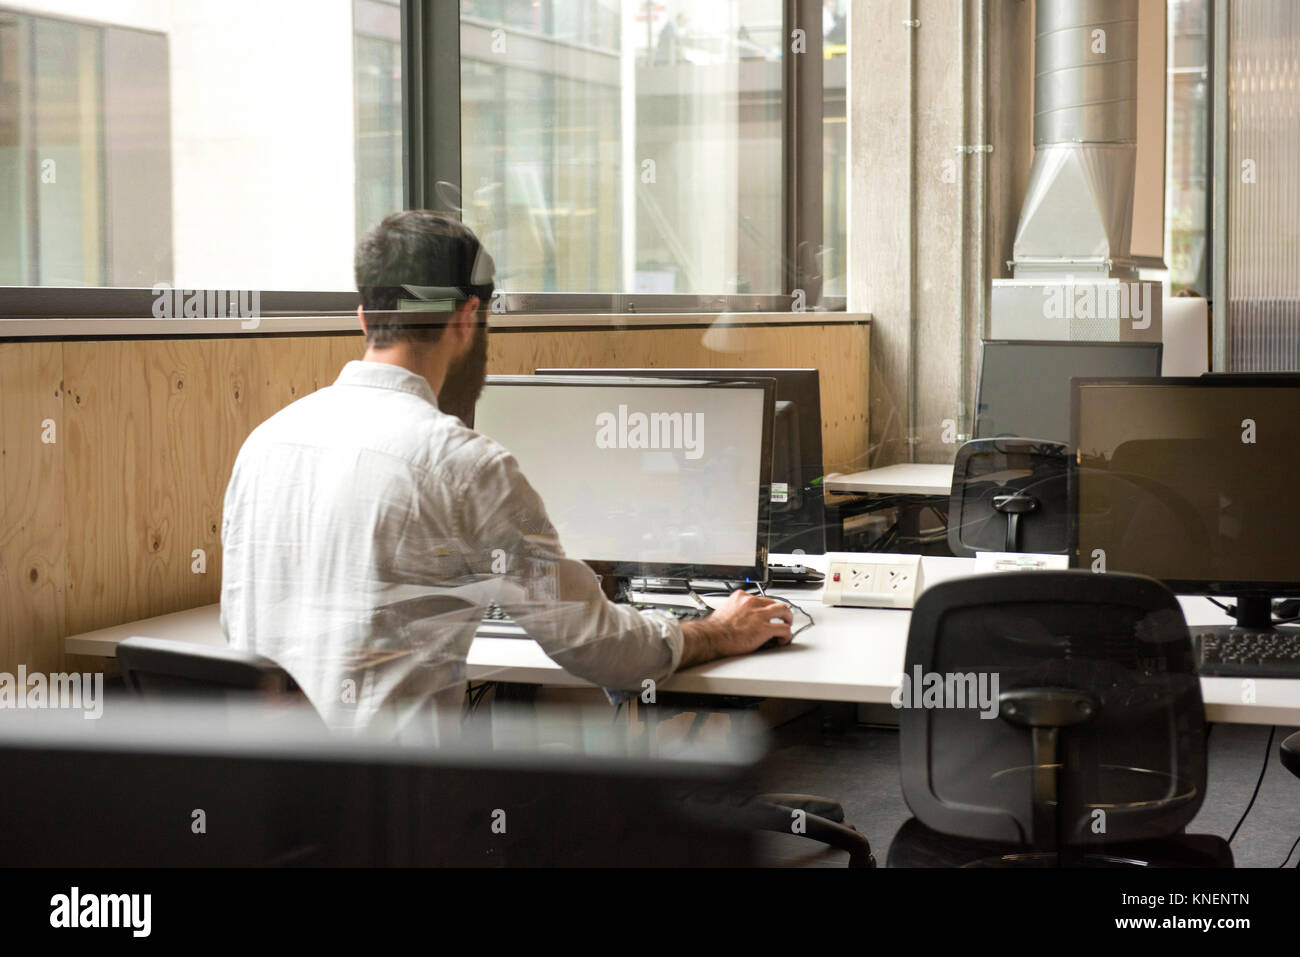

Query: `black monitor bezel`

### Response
(976, 339, 1164, 441)
(537, 367, 826, 554)
(476, 374, 775, 582)
(1070, 374, 1300, 598)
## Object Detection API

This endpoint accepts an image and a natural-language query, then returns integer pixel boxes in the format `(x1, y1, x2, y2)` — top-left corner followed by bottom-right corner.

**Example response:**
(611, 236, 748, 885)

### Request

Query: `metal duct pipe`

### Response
(1011, 0, 1140, 278)
(1035, 0, 1138, 146)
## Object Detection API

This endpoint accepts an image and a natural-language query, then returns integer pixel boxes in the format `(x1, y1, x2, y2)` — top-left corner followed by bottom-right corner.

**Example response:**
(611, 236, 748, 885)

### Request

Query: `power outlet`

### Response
(821, 553, 925, 609)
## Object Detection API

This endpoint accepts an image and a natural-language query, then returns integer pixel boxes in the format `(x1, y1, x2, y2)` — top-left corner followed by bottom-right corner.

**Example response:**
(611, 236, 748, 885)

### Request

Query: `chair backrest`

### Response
(899, 570, 1206, 849)
(947, 437, 1070, 557)
(117, 636, 298, 699)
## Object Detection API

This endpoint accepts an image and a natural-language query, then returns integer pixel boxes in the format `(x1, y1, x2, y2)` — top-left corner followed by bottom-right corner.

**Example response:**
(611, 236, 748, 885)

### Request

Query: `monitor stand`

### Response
(1196, 595, 1300, 639)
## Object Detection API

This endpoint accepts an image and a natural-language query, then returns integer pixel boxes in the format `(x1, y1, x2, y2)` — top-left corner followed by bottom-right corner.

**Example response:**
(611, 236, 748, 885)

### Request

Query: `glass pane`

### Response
(32, 16, 102, 286)
(355, 0, 403, 242)
(0, 11, 29, 285)
(460, 0, 785, 296)
(823, 0, 847, 299)
(1166, 0, 1209, 295)
(1225, 0, 1300, 369)
(0, 0, 403, 291)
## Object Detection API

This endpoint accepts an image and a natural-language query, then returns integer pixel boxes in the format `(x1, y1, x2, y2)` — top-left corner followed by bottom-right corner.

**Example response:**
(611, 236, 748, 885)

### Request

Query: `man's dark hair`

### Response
(355, 210, 495, 348)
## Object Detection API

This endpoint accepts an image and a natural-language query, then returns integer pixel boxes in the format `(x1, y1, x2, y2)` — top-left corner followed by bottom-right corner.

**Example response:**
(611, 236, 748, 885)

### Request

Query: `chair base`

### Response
(748, 795, 875, 868)
(1281, 730, 1300, 779)
(887, 818, 1233, 868)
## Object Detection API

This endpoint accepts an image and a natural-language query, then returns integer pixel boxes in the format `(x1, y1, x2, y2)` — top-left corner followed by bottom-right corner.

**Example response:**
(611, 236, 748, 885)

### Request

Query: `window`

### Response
(0, 10, 169, 287)
(458, 0, 843, 302)
(2, 0, 843, 314)
(0, 0, 402, 294)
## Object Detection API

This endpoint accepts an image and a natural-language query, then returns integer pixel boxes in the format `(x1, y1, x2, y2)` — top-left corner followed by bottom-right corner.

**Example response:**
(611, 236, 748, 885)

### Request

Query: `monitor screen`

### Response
(1071, 377, 1300, 595)
(976, 341, 1163, 443)
(536, 368, 825, 554)
(474, 375, 773, 579)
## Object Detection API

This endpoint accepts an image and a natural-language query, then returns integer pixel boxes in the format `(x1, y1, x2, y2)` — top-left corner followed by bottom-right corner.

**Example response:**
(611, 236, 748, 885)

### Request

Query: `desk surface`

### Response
(825, 463, 954, 496)
(65, 555, 1300, 726)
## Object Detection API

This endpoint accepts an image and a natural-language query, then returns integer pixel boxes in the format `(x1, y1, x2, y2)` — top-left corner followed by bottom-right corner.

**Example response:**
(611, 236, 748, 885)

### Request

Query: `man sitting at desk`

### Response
(220, 211, 792, 734)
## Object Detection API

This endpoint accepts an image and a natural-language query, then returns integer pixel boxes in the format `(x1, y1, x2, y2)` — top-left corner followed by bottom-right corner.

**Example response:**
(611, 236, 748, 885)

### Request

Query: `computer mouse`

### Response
(760, 634, 789, 650)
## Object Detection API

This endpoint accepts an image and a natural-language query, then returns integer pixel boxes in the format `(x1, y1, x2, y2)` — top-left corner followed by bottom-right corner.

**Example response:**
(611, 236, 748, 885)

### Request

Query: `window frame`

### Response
(0, 0, 844, 331)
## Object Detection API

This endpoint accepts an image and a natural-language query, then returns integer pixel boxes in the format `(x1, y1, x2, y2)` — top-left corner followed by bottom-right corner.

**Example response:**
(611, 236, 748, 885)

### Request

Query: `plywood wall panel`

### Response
(0, 322, 864, 672)
(0, 342, 68, 675)
(64, 340, 201, 634)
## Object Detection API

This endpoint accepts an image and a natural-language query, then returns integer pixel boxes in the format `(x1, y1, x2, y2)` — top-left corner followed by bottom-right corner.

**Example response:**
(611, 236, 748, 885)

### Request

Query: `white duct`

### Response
(1012, 0, 1139, 278)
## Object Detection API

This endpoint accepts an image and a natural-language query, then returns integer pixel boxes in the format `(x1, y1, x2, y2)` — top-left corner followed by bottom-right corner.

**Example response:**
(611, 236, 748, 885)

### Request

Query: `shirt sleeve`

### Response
(453, 446, 684, 690)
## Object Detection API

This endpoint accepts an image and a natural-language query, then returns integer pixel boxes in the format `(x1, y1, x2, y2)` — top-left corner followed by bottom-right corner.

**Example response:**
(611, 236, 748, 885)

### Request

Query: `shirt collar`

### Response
(333, 360, 439, 409)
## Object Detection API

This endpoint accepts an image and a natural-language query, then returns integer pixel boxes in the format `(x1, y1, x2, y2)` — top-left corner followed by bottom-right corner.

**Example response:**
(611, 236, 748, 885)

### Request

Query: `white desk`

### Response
(65, 556, 1300, 726)
(825, 463, 954, 496)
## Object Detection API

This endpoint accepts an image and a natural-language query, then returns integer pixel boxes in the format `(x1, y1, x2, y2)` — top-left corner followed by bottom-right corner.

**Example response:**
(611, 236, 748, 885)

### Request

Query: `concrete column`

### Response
(848, 0, 1034, 466)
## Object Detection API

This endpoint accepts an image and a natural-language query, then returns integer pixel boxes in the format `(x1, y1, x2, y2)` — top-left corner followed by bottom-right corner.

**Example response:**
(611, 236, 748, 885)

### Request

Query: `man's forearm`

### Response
(679, 616, 730, 669)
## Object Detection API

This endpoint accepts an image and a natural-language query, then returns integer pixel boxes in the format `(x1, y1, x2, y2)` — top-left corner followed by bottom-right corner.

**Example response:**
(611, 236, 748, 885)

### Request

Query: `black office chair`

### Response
(117, 636, 303, 701)
(888, 570, 1232, 867)
(947, 438, 1070, 557)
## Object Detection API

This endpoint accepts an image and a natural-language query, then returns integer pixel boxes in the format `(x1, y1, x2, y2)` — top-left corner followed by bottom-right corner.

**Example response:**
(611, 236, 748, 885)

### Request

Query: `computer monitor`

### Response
(976, 340, 1163, 443)
(0, 702, 764, 866)
(537, 368, 826, 555)
(474, 375, 775, 583)
(1071, 375, 1300, 631)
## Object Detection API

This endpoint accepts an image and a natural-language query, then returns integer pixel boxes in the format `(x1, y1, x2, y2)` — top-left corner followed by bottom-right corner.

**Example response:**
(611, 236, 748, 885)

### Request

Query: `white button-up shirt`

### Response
(221, 360, 683, 733)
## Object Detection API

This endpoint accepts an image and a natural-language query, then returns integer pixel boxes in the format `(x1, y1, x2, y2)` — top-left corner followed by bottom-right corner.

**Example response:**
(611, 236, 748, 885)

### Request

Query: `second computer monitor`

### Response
(538, 368, 826, 555)
(475, 375, 774, 582)
(975, 340, 1163, 444)
(1072, 376, 1300, 606)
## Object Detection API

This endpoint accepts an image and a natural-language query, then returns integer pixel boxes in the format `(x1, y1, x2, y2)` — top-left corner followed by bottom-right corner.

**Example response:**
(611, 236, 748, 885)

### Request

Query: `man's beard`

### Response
(438, 321, 489, 426)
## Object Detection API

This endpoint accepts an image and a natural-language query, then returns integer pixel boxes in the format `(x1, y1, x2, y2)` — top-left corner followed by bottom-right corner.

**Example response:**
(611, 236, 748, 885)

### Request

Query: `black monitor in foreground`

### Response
(476, 374, 775, 585)
(976, 340, 1163, 443)
(539, 368, 826, 555)
(0, 703, 764, 866)
(1071, 376, 1300, 632)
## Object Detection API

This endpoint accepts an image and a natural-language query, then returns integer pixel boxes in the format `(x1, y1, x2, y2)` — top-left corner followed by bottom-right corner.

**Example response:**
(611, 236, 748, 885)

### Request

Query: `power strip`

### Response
(821, 553, 925, 609)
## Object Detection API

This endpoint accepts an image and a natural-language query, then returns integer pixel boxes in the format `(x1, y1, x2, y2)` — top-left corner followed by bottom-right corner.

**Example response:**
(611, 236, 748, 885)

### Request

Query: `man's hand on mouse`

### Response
(678, 590, 794, 668)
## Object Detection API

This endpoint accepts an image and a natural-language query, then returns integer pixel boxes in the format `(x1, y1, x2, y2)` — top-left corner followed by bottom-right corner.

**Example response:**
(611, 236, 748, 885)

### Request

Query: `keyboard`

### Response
(478, 600, 710, 637)
(1194, 628, 1300, 678)
(631, 602, 712, 622)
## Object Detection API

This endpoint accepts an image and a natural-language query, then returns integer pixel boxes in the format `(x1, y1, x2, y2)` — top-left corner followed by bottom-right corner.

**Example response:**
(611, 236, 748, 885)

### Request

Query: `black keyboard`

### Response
(480, 600, 709, 631)
(631, 602, 712, 622)
(1194, 628, 1300, 678)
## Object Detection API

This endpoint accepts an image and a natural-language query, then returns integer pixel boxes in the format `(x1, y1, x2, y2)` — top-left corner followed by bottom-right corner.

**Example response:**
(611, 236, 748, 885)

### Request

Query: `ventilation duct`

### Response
(1013, 0, 1138, 278)
(991, 0, 1158, 343)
